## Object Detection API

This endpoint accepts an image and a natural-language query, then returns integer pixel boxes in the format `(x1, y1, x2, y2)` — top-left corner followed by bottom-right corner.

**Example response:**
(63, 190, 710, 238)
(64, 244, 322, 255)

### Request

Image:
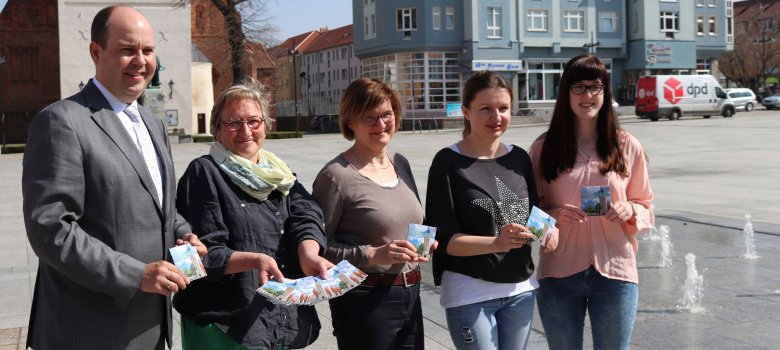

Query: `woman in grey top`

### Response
(312, 78, 436, 349)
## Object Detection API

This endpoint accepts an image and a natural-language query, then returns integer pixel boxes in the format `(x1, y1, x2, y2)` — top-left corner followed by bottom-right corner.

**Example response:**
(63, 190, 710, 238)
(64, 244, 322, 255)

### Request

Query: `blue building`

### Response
(353, 0, 733, 116)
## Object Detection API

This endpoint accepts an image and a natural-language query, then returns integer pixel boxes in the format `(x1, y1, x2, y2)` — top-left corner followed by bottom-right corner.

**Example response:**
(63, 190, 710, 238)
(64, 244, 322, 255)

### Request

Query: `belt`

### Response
(362, 269, 421, 288)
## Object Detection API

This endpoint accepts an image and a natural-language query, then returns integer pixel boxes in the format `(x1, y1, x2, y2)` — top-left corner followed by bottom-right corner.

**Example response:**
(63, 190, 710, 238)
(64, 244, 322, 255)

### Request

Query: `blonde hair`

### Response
(210, 78, 273, 135)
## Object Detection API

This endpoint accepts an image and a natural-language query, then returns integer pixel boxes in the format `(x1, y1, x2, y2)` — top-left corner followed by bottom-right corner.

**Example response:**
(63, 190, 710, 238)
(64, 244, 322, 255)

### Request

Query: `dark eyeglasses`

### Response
(571, 84, 605, 95)
(220, 119, 264, 131)
(360, 111, 395, 126)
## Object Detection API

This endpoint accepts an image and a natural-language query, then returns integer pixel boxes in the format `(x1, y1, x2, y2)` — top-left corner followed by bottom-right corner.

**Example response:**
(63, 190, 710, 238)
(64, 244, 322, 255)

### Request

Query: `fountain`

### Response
(741, 213, 759, 259)
(677, 253, 705, 313)
(658, 225, 673, 268)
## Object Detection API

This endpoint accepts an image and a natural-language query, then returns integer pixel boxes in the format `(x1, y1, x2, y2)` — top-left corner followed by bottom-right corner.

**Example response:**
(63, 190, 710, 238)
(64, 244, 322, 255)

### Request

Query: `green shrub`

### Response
(266, 131, 303, 139)
(192, 135, 214, 143)
(1, 144, 25, 154)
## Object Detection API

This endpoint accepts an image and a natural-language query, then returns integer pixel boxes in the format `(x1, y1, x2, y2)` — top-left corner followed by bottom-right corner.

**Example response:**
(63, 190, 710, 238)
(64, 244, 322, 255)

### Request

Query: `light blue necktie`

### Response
(124, 104, 164, 207)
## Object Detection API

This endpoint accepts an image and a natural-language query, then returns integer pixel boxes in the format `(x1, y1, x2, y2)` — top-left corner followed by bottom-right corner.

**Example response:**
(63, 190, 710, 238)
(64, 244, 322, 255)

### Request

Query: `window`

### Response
(660, 12, 679, 32)
(708, 16, 716, 35)
(564, 10, 584, 32)
(446, 7, 455, 30)
(696, 0, 704, 6)
(599, 11, 618, 32)
(697, 16, 705, 35)
(396, 8, 418, 31)
(527, 9, 548, 32)
(433, 7, 441, 30)
(371, 14, 376, 36)
(760, 18, 773, 32)
(364, 16, 369, 37)
(737, 21, 747, 34)
(487, 7, 502, 38)
(707, 0, 716, 7)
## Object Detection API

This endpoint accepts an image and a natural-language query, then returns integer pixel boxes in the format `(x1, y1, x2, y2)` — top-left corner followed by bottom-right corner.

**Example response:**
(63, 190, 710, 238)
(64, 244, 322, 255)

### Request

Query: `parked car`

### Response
(612, 99, 622, 116)
(761, 93, 780, 110)
(726, 88, 758, 112)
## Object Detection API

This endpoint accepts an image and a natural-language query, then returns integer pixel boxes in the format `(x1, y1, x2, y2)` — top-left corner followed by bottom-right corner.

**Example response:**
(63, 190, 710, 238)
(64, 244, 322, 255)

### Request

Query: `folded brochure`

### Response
(169, 243, 207, 281)
(407, 223, 436, 259)
(526, 206, 556, 247)
(257, 260, 367, 306)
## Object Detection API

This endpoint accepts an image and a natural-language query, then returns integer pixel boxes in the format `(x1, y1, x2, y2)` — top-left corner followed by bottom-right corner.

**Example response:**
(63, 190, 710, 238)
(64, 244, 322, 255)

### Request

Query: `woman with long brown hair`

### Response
(529, 54, 654, 349)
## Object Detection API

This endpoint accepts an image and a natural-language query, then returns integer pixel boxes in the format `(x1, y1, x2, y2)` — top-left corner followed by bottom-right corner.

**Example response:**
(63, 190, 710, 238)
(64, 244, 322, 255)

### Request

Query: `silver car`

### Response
(761, 93, 780, 110)
(726, 88, 758, 112)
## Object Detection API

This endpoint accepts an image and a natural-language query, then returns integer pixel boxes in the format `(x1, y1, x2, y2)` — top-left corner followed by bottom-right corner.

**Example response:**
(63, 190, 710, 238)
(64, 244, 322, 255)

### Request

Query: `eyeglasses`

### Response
(220, 118, 264, 131)
(360, 111, 395, 126)
(571, 84, 605, 96)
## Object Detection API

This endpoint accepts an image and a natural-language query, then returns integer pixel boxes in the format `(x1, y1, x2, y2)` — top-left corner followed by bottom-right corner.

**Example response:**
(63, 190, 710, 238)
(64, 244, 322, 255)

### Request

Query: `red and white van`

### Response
(635, 75, 735, 121)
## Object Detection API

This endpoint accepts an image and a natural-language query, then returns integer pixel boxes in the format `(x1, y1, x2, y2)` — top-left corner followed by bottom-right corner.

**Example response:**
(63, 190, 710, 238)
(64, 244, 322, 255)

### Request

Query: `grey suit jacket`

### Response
(22, 80, 191, 349)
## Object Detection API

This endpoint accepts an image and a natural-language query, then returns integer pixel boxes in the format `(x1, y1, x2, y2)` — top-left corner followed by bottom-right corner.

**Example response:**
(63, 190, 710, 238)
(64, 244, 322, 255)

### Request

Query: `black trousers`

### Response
(329, 283, 424, 350)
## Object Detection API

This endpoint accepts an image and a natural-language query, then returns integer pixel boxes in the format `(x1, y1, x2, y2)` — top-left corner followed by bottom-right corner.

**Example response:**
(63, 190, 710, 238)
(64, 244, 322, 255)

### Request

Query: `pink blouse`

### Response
(528, 131, 654, 283)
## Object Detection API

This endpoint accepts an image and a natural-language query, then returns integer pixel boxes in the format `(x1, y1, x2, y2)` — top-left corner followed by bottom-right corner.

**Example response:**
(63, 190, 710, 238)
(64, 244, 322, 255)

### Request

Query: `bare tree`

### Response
(720, 14, 780, 93)
(208, 0, 278, 84)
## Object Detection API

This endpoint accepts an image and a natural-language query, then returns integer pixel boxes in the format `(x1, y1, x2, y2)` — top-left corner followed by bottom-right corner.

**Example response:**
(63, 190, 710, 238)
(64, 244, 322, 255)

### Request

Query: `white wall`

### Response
(58, 0, 193, 134)
(191, 61, 213, 135)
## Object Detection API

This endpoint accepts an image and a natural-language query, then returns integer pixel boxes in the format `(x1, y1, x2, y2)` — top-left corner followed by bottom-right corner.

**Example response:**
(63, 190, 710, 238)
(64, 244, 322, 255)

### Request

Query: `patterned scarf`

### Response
(209, 142, 296, 201)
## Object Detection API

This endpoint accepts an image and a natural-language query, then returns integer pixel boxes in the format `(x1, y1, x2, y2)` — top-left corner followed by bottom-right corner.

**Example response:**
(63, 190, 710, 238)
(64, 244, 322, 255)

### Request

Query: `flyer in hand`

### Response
(257, 260, 367, 306)
(581, 185, 611, 216)
(169, 243, 207, 281)
(526, 206, 556, 247)
(406, 223, 437, 259)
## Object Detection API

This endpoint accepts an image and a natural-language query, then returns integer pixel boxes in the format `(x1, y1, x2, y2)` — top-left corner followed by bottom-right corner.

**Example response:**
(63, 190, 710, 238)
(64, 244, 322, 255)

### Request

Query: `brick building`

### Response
(0, 0, 60, 144)
(191, 0, 276, 121)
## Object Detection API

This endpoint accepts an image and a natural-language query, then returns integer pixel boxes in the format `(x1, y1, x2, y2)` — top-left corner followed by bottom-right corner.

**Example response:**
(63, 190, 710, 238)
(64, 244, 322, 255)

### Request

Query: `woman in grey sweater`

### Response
(313, 78, 435, 349)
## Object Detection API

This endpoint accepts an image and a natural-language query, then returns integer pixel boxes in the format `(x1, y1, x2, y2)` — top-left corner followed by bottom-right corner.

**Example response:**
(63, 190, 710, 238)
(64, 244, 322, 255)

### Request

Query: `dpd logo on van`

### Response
(663, 77, 683, 105)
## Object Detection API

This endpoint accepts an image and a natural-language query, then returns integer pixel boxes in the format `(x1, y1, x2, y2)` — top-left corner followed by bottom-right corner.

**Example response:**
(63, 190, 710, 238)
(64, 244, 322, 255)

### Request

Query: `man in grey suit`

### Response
(22, 5, 202, 349)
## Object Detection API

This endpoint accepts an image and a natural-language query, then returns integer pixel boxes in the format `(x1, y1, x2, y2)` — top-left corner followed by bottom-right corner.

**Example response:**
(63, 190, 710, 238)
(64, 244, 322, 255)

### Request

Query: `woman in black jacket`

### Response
(174, 80, 332, 349)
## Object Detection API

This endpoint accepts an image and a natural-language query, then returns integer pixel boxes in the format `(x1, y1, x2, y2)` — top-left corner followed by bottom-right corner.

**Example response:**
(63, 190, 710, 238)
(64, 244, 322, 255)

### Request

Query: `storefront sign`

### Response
(646, 44, 673, 65)
(471, 60, 523, 71)
(446, 103, 463, 117)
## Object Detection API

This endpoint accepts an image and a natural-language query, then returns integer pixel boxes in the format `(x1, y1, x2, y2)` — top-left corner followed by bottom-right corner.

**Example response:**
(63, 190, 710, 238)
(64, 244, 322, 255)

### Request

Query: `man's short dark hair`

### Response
(91, 5, 127, 48)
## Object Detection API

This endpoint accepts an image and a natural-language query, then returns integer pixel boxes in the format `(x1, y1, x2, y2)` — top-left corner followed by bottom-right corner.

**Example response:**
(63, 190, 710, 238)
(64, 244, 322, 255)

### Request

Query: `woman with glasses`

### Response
(529, 55, 654, 349)
(425, 70, 557, 350)
(313, 78, 433, 349)
(173, 80, 333, 349)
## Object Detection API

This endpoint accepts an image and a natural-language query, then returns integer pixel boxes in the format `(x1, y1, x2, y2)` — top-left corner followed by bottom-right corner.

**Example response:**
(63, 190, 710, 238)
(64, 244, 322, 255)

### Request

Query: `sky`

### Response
(265, 0, 352, 43)
(0, 0, 352, 42)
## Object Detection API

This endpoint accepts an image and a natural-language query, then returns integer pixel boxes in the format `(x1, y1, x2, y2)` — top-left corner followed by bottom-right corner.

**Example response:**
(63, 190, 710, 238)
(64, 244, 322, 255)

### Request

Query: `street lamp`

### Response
(78, 81, 85, 90)
(288, 42, 300, 133)
(0, 54, 6, 153)
(583, 31, 600, 54)
(168, 79, 175, 99)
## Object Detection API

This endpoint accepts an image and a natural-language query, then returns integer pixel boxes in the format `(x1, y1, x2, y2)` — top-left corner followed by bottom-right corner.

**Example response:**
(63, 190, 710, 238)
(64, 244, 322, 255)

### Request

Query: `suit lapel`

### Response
(83, 82, 164, 215)
(138, 106, 172, 213)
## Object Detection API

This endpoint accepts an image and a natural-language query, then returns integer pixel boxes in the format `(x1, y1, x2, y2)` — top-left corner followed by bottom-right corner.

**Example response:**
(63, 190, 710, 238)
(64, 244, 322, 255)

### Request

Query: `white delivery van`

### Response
(635, 75, 735, 121)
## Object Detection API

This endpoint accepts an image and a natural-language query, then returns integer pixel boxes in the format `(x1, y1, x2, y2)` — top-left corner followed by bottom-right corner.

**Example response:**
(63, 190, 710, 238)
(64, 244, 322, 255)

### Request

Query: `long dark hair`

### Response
(539, 54, 627, 182)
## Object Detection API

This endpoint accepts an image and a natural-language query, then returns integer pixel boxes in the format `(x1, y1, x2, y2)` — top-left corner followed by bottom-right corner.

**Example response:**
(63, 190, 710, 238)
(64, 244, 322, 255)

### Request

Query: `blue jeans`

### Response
(537, 266, 638, 350)
(445, 290, 536, 350)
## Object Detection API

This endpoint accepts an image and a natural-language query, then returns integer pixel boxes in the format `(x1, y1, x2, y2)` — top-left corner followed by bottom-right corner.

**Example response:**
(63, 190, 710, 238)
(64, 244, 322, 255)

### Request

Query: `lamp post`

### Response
(583, 31, 600, 54)
(754, 32, 773, 92)
(0, 54, 6, 153)
(288, 40, 300, 133)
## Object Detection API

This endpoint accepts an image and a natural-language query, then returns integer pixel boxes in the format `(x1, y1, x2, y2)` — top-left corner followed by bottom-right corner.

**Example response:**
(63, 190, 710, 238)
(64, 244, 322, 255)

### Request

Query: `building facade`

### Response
(271, 30, 322, 118)
(352, 0, 734, 116)
(0, 0, 193, 143)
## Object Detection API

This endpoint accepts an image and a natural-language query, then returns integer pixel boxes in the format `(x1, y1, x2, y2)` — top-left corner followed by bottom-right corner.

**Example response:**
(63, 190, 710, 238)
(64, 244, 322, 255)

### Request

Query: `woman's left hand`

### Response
(605, 201, 635, 224)
(298, 239, 334, 279)
(176, 233, 207, 258)
(541, 227, 559, 253)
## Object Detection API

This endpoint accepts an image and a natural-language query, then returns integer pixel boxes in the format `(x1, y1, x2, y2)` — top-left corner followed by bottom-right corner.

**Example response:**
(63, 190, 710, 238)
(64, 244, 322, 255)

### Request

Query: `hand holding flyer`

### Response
(257, 260, 367, 306)
(169, 243, 207, 281)
(406, 223, 437, 259)
(526, 206, 556, 247)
